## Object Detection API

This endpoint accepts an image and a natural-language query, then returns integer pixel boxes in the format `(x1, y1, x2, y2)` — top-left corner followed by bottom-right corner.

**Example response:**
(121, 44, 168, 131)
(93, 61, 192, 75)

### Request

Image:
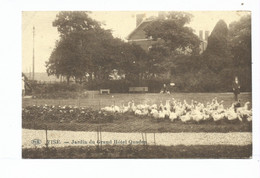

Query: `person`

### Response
(232, 76, 240, 101)
(163, 83, 167, 93)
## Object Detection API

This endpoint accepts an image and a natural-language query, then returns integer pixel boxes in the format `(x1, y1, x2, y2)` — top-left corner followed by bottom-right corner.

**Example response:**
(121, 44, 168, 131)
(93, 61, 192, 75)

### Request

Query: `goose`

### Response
(180, 113, 191, 123)
(212, 112, 225, 121)
(237, 102, 251, 121)
(120, 103, 129, 113)
(159, 101, 164, 111)
(191, 111, 204, 122)
(151, 104, 158, 109)
(163, 108, 170, 119)
(169, 111, 178, 121)
(237, 102, 250, 113)
(158, 110, 165, 119)
(134, 109, 142, 115)
(130, 101, 137, 112)
(226, 104, 239, 121)
(247, 115, 252, 122)
(151, 109, 159, 118)
(165, 100, 171, 111)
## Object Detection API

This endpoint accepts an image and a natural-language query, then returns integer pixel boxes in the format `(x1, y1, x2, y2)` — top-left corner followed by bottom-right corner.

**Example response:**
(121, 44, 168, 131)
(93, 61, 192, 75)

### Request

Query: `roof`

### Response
(126, 20, 153, 40)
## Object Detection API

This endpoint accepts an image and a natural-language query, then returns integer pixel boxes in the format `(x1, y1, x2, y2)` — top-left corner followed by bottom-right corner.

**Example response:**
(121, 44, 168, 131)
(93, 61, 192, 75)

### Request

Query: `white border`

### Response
(0, 0, 259, 178)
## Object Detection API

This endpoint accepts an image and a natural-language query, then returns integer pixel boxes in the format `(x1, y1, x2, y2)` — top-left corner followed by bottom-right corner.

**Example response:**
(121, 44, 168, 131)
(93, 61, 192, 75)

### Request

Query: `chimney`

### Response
(205, 31, 209, 41)
(199, 30, 203, 40)
(136, 14, 145, 27)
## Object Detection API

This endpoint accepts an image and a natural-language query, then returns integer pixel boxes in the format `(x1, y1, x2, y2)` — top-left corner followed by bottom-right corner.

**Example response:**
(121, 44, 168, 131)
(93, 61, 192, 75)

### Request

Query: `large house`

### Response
(127, 21, 154, 51)
(126, 13, 209, 54)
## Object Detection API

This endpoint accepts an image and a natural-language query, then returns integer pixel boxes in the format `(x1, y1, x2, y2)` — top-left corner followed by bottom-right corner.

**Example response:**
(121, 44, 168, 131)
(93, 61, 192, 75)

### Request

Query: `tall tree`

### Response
(144, 12, 201, 55)
(46, 11, 115, 83)
(143, 12, 201, 77)
(229, 14, 251, 67)
(205, 19, 229, 56)
(202, 19, 230, 73)
(228, 14, 251, 91)
(46, 11, 149, 83)
(53, 11, 101, 37)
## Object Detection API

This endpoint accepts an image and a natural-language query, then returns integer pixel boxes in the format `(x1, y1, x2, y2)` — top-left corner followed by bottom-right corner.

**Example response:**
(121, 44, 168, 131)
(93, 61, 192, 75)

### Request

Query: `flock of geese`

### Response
(101, 98, 252, 123)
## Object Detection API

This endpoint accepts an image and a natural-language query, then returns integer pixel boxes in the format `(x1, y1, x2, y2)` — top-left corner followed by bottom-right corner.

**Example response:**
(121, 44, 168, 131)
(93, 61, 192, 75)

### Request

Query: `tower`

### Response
(205, 30, 209, 41)
(199, 30, 203, 40)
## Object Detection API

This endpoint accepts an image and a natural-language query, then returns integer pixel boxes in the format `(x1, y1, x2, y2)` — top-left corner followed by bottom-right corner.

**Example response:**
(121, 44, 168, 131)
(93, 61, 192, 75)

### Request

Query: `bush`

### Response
(84, 79, 171, 93)
(29, 82, 83, 99)
(85, 80, 131, 93)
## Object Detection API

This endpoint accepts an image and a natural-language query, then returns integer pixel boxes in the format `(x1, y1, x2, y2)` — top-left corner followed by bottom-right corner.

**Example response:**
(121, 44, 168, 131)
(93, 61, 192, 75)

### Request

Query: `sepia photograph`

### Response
(21, 11, 253, 159)
(1, 0, 260, 177)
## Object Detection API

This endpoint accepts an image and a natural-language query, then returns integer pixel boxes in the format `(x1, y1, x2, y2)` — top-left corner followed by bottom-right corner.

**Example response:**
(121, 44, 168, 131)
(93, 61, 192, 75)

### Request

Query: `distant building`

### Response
(24, 72, 61, 83)
(127, 13, 210, 54)
(126, 13, 210, 80)
(126, 14, 159, 52)
(199, 30, 210, 54)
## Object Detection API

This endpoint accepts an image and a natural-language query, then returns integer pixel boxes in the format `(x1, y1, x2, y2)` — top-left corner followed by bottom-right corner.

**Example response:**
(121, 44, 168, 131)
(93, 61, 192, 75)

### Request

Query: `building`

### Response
(199, 30, 210, 54)
(127, 13, 210, 54)
(126, 14, 158, 52)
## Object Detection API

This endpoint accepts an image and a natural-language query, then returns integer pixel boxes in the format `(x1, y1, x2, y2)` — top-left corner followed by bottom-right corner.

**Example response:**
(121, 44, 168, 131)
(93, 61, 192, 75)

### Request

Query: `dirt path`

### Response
(22, 129, 252, 148)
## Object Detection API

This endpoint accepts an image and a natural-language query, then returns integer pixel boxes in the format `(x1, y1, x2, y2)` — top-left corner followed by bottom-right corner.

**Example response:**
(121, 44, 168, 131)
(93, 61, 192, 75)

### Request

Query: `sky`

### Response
(22, 11, 250, 73)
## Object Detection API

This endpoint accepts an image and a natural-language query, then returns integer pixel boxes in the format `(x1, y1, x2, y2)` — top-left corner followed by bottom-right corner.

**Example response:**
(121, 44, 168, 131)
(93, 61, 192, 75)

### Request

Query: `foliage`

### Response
(22, 105, 116, 124)
(228, 14, 251, 92)
(144, 12, 201, 55)
(205, 20, 229, 56)
(52, 11, 101, 38)
(46, 11, 149, 84)
(229, 15, 251, 67)
(45, 12, 251, 93)
(169, 16, 251, 92)
(30, 82, 83, 99)
(202, 20, 230, 74)
(143, 12, 201, 77)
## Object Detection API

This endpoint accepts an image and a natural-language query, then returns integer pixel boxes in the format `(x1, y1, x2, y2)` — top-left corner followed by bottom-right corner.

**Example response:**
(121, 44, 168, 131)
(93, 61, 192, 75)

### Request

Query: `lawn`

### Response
(22, 144, 252, 159)
(22, 114, 252, 133)
(23, 92, 252, 109)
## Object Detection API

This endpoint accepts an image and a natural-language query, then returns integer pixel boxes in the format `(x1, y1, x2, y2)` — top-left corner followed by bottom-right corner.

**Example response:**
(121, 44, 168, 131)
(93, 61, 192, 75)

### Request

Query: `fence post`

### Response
(100, 126, 102, 150)
(45, 125, 48, 148)
(141, 133, 144, 146)
(145, 132, 147, 146)
(97, 126, 99, 150)
(154, 132, 156, 145)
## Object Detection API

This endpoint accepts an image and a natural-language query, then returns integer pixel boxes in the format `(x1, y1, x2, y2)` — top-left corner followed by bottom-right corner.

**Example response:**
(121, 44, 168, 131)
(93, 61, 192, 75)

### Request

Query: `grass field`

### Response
(22, 92, 252, 133)
(23, 92, 252, 109)
(22, 144, 252, 159)
(22, 114, 252, 133)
